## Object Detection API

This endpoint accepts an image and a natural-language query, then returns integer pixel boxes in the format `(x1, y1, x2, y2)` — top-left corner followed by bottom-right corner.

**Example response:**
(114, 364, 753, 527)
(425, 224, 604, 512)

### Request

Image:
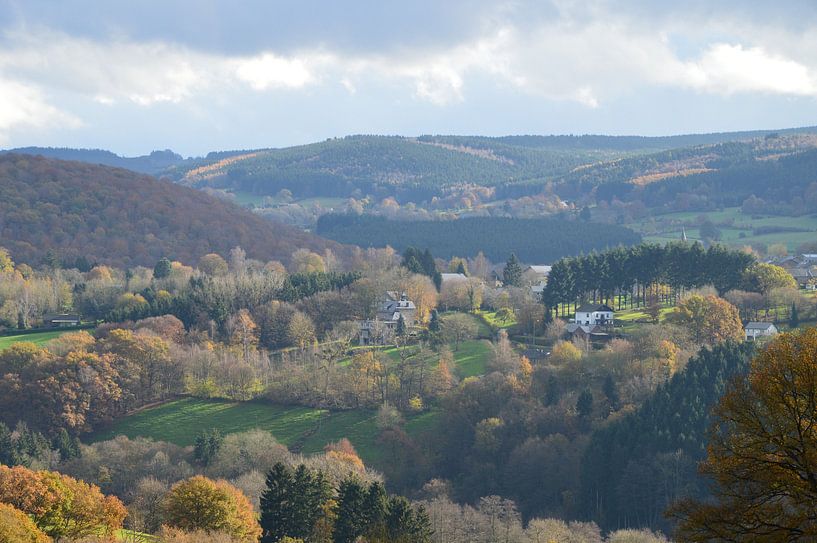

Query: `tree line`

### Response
(542, 242, 755, 313)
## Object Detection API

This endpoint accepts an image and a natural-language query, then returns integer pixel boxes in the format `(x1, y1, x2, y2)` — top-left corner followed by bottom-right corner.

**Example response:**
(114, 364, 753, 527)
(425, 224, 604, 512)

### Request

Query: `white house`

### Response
(745, 322, 778, 341)
(440, 273, 468, 285)
(573, 303, 614, 326)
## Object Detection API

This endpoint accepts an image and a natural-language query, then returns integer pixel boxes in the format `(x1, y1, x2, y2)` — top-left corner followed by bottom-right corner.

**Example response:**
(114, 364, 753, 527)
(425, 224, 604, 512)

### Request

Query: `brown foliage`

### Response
(0, 154, 346, 268)
(672, 329, 817, 541)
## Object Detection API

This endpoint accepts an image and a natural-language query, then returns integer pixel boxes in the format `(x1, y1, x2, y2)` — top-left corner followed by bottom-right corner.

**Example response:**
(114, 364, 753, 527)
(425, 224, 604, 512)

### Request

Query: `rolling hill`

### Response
(0, 147, 185, 175)
(0, 154, 346, 268)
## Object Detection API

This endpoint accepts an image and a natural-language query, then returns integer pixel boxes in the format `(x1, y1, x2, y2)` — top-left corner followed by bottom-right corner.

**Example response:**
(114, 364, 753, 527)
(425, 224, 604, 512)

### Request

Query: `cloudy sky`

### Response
(2, 0, 817, 156)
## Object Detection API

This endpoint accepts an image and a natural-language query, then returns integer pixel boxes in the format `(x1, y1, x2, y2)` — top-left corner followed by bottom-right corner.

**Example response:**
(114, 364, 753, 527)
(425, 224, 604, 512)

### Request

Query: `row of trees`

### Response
(542, 242, 756, 313)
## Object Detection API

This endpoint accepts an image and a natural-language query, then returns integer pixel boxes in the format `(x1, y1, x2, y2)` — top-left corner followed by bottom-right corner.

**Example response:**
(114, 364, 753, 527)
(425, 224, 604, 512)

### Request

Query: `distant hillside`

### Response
(316, 214, 641, 262)
(162, 128, 817, 202)
(0, 147, 185, 174)
(0, 154, 345, 268)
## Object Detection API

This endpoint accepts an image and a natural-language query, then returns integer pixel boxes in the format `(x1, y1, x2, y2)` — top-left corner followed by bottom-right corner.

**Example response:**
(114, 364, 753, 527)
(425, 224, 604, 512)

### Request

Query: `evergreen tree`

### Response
(456, 261, 467, 275)
(333, 479, 367, 543)
(362, 481, 389, 538)
(428, 309, 441, 333)
(52, 428, 80, 461)
(503, 253, 523, 287)
(385, 496, 432, 543)
(543, 305, 553, 324)
(193, 429, 223, 466)
(790, 302, 800, 328)
(396, 314, 406, 337)
(291, 465, 331, 540)
(260, 463, 295, 543)
(153, 257, 172, 279)
(576, 389, 594, 421)
(602, 374, 619, 410)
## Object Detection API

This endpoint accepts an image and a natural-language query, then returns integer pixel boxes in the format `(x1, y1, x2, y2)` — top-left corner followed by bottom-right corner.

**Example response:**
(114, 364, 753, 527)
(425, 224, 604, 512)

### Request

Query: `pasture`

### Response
(89, 397, 441, 467)
(0, 329, 74, 350)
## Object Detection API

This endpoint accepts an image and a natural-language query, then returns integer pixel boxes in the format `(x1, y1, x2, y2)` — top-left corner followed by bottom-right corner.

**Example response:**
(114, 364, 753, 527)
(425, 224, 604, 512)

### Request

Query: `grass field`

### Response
(89, 397, 441, 467)
(628, 207, 817, 250)
(380, 339, 492, 378)
(0, 329, 73, 350)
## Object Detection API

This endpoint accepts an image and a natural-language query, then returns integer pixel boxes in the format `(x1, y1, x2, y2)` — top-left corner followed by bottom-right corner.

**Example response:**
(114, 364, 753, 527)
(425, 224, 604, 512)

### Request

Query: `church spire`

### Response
(681, 227, 688, 242)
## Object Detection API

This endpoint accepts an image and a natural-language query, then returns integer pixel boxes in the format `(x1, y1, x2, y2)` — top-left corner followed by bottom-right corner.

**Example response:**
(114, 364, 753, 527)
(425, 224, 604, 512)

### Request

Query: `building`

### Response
(744, 321, 778, 341)
(440, 273, 468, 285)
(43, 314, 81, 327)
(359, 292, 416, 345)
(790, 267, 816, 288)
(523, 265, 551, 297)
(573, 303, 614, 326)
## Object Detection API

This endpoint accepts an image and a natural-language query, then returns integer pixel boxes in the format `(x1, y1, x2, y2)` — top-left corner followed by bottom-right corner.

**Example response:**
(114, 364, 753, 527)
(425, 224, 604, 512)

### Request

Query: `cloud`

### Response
(0, 78, 79, 142)
(681, 43, 817, 96)
(233, 52, 321, 90)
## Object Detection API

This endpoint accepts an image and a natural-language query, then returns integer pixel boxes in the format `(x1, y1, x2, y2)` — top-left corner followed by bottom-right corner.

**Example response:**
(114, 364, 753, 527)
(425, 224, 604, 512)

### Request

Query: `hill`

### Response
(0, 147, 185, 175)
(164, 129, 817, 201)
(316, 214, 642, 262)
(0, 154, 345, 268)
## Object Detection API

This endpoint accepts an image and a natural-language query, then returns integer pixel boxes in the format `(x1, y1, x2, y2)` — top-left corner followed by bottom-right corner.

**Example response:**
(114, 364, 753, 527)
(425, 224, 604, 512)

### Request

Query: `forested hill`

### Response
(316, 214, 641, 262)
(0, 147, 184, 174)
(162, 128, 817, 200)
(0, 154, 345, 268)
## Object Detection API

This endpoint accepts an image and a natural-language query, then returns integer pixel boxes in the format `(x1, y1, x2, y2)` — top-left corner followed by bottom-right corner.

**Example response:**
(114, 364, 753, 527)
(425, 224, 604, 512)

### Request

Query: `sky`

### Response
(2, 0, 817, 156)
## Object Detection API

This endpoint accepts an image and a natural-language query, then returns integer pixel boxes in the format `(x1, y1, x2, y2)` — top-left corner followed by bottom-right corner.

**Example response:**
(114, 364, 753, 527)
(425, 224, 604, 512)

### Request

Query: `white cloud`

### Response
(0, 78, 80, 143)
(681, 43, 817, 96)
(233, 52, 319, 90)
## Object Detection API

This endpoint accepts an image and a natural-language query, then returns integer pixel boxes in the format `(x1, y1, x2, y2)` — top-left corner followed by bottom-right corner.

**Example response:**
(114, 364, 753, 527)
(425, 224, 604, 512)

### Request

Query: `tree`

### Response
(699, 220, 721, 241)
(194, 429, 223, 466)
(428, 309, 441, 333)
(396, 313, 407, 337)
(670, 294, 743, 345)
(153, 257, 173, 279)
(259, 463, 294, 543)
(576, 389, 594, 421)
(790, 302, 800, 328)
(503, 253, 523, 287)
(0, 503, 49, 543)
(672, 329, 817, 541)
(0, 247, 13, 273)
(163, 476, 261, 543)
(0, 465, 126, 540)
(333, 478, 367, 543)
(442, 313, 478, 351)
(199, 253, 229, 276)
(742, 262, 797, 295)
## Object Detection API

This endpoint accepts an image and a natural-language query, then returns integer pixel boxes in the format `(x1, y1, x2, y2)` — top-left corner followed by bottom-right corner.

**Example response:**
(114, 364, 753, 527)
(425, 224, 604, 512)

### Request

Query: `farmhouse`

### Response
(524, 265, 552, 297)
(573, 303, 614, 326)
(43, 314, 81, 327)
(565, 323, 608, 340)
(790, 267, 815, 288)
(359, 292, 416, 345)
(744, 321, 778, 341)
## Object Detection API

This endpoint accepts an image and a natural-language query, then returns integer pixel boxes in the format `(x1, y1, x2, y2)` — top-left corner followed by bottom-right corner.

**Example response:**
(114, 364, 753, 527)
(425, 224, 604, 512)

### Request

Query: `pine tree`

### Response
(396, 314, 406, 337)
(503, 253, 523, 287)
(153, 257, 172, 279)
(362, 482, 389, 538)
(790, 302, 800, 328)
(428, 309, 441, 333)
(290, 465, 331, 540)
(333, 479, 367, 543)
(260, 463, 294, 543)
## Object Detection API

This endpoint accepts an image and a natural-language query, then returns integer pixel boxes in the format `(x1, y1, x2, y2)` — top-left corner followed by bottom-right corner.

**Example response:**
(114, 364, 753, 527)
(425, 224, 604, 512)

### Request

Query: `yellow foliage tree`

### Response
(672, 329, 817, 541)
(670, 294, 743, 345)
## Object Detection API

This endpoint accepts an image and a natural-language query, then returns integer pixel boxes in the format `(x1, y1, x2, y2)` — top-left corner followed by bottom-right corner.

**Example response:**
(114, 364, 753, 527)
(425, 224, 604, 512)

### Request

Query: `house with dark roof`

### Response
(359, 292, 416, 345)
(43, 314, 81, 327)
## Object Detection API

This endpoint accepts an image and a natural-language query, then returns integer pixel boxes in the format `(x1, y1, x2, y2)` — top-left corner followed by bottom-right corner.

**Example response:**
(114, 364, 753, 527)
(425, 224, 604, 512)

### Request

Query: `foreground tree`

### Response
(0, 502, 49, 543)
(163, 476, 261, 543)
(669, 294, 743, 345)
(672, 329, 817, 541)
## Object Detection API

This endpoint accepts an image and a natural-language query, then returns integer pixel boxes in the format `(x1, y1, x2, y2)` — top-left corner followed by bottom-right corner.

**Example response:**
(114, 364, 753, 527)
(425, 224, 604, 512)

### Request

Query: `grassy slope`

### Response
(627, 207, 817, 250)
(0, 330, 72, 350)
(90, 335, 492, 466)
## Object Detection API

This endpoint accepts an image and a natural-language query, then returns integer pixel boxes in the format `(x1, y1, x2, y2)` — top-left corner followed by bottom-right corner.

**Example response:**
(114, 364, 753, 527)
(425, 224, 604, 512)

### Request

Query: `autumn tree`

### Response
(0, 465, 126, 540)
(0, 502, 50, 543)
(672, 329, 817, 541)
(0, 247, 13, 273)
(199, 253, 229, 276)
(741, 262, 797, 295)
(163, 476, 261, 543)
(669, 294, 743, 345)
(442, 313, 478, 351)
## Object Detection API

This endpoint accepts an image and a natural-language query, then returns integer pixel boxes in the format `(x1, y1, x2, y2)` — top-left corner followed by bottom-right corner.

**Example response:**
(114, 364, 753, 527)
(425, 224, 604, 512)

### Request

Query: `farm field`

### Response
(627, 207, 817, 250)
(90, 397, 440, 468)
(0, 329, 74, 350)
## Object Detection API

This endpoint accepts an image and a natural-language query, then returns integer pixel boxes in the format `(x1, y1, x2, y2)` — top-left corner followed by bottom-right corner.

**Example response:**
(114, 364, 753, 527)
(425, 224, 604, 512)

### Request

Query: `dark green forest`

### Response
(579, 341, 755, 531)
(316, 214, 642, 262)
